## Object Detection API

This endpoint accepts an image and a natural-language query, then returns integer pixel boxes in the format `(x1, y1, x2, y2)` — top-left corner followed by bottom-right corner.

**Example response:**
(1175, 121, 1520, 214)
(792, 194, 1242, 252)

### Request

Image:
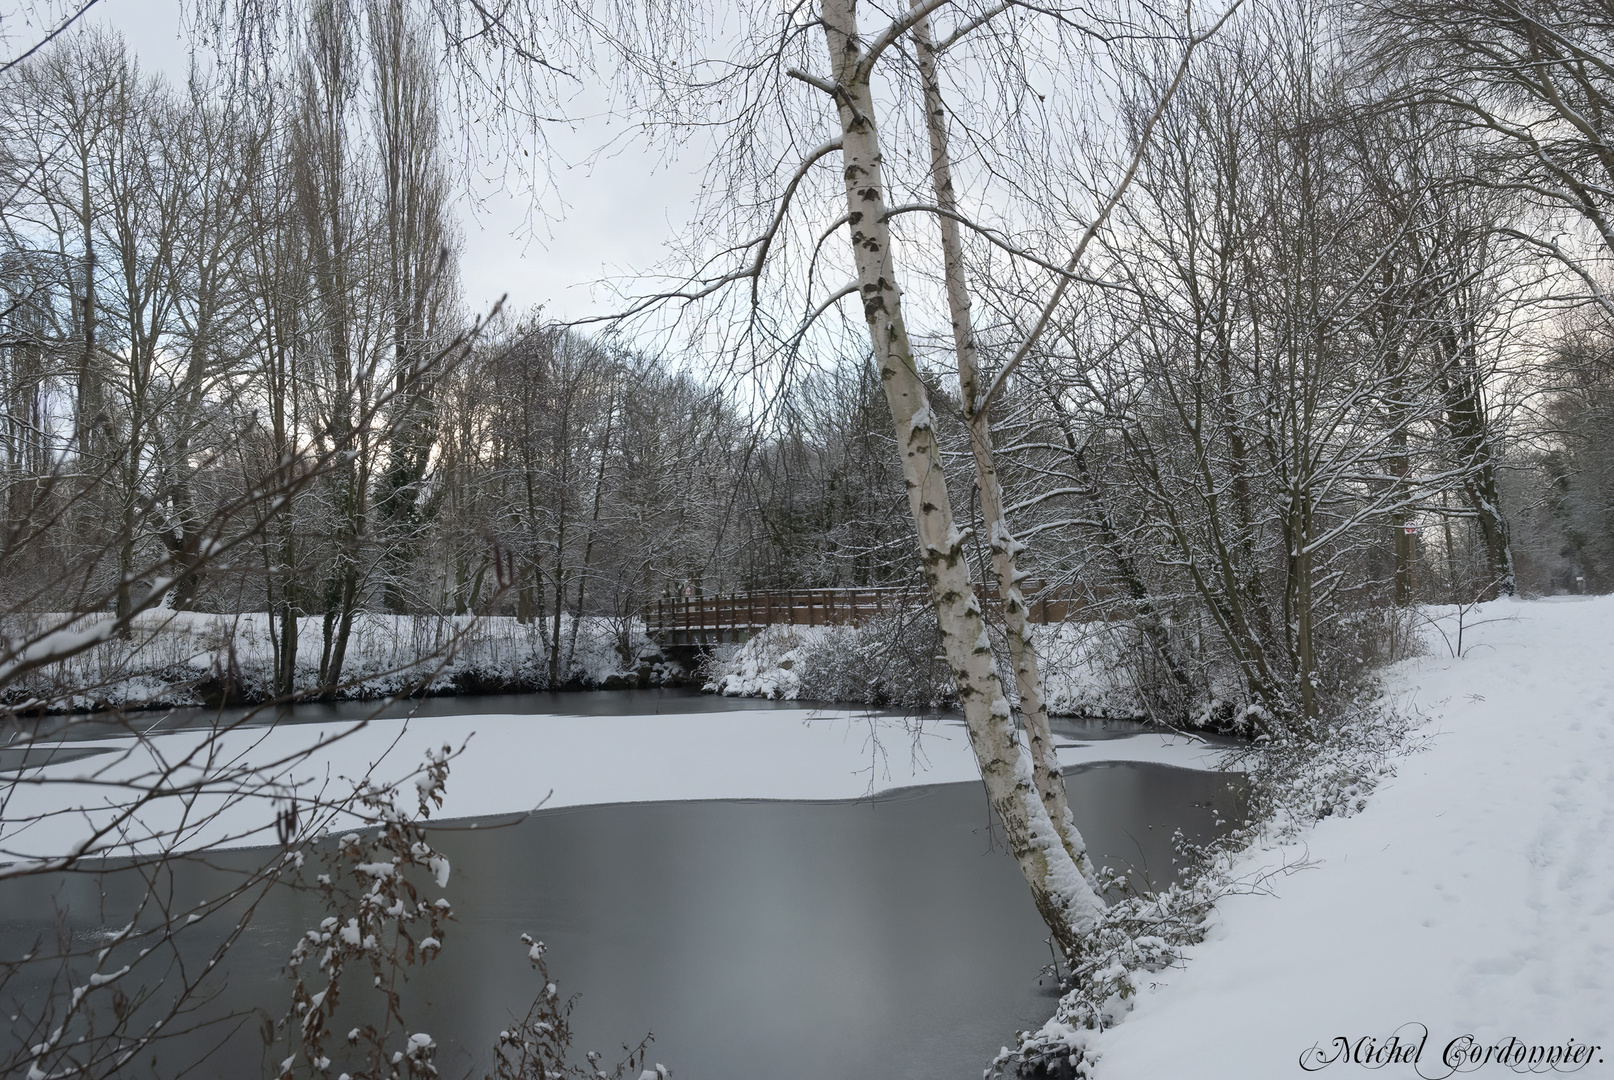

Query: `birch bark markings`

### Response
(911, 12, 1095, 884)
(818, 0, 1103, 953)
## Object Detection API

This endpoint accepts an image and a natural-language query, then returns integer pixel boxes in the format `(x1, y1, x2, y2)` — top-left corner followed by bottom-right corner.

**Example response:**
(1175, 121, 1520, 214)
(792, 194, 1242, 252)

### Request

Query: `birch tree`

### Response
(783, 0, 1093, 950)
(512, 0, 1237, 952)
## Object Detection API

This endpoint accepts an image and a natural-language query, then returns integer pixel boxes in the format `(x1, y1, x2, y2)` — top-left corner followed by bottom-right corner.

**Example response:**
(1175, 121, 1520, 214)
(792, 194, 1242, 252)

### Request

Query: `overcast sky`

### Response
(88, 0, 708, 324)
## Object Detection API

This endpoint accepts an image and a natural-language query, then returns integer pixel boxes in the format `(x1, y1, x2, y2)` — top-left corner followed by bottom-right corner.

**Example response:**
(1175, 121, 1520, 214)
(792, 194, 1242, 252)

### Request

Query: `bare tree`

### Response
(0, 24, 500, 1074)
(1374, 0, 1614, 309)
(505, 0, 1248, 953)
(370, 0, 458, 617)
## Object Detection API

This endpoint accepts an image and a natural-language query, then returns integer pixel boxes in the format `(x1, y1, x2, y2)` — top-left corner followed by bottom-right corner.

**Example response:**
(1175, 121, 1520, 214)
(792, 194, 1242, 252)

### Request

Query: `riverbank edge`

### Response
(0, 609, 696, 716)
(1040, 595, 1614, 1079)
(992, 684, 1415, 1078)
(5, 661, 706, 718)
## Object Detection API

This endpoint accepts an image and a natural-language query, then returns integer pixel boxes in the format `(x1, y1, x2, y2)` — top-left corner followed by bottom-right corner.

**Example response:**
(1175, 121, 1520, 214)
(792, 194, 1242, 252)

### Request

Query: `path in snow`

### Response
(1089, 595, 1614, 1079)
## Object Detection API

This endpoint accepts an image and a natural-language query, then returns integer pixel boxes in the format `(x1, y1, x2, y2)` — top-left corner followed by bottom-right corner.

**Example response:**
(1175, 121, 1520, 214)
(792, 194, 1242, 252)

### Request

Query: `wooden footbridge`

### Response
(645, 582, 1080, 647)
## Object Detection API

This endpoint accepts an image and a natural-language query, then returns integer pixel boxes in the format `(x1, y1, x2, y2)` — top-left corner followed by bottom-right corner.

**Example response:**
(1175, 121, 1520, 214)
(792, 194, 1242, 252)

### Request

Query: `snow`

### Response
(1083, 595, 1614, 1078)
(906, 404, 933, 440)
(1035, 622, 1154, 719)
(0, 611, 676, 712)
(1, 705, 1230, 861)
(707, 619, 1150, 718)
(1016, 746, 1105, 929)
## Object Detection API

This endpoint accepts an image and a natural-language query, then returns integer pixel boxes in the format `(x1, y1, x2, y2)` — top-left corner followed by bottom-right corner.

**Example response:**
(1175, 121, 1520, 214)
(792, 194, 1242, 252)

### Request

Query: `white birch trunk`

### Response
(911, 12, 1096, 883)
(820, 0, 1103, 954)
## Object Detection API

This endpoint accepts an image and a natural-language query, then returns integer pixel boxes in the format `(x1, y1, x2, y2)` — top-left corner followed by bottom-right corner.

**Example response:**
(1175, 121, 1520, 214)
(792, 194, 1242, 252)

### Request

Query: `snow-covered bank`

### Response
(1067, 596, 1614, 1079)
(706, 619, 1149, 718)
(1, 705, 1231, 862)
(1, 610, 678, 712)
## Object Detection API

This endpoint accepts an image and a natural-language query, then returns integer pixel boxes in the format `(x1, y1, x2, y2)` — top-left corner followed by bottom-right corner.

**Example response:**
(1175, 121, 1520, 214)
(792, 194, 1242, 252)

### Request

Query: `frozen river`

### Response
(1, 691, 1245, 1077)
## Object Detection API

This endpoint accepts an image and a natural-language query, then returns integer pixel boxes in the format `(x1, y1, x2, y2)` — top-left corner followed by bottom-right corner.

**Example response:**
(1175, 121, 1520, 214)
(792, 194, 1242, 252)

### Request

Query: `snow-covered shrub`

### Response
(703, 624, 814, 699)
(1047, 599, 1428, 737)
(1033, 622, 1152, 719)
(704, 598, 1425, 733)
(796, 611, 952, 707)
(487, 936, 659, 1080)
(274, 748, 662, 1080)
(708, 610, 1199, 720)
(276, 747, 459, 1079)
(704, 611, 954, 708)
(1311, 603, 1426, 699)
(0, 612, 679, 713)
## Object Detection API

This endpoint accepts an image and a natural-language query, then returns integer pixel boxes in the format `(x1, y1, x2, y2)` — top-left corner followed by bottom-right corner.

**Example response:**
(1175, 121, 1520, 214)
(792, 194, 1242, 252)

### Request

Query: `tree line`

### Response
(0, 1, 1610, 719)
(2, 2, 1613, 710)
(0, 10, 928, 700)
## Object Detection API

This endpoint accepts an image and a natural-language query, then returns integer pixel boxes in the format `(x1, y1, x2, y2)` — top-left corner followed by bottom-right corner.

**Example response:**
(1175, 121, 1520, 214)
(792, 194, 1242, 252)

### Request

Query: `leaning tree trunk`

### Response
(820, 0, 1103, 956)
(911, 12, 1094, 884)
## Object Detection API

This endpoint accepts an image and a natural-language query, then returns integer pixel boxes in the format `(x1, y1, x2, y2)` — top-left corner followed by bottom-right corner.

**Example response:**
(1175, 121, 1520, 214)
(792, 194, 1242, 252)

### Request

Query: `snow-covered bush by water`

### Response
(703, 613, 954, 708)
(708, 602, 1424, 735)
(706, 616, 1151, 718)
(268, 748, 664, 1080)
(1034, 623, 1153, 719)
(0, 610, 678, 712)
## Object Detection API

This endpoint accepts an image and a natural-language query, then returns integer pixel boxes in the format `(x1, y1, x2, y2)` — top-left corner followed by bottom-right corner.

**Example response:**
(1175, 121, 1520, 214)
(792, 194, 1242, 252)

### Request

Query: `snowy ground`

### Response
(1086, 595, 1614, 1079)
(0, 704, 1230, 862)
(0, 610, 672, 712)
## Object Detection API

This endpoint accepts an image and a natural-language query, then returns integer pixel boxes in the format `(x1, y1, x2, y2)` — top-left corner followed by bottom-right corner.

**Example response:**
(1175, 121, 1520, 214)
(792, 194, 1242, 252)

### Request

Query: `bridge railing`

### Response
(645, 581, 1085, 644)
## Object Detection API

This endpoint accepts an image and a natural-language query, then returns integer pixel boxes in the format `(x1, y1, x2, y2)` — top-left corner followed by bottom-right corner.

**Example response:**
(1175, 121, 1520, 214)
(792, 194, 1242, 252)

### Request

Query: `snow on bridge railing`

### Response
(644, 582, 1092, 645)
